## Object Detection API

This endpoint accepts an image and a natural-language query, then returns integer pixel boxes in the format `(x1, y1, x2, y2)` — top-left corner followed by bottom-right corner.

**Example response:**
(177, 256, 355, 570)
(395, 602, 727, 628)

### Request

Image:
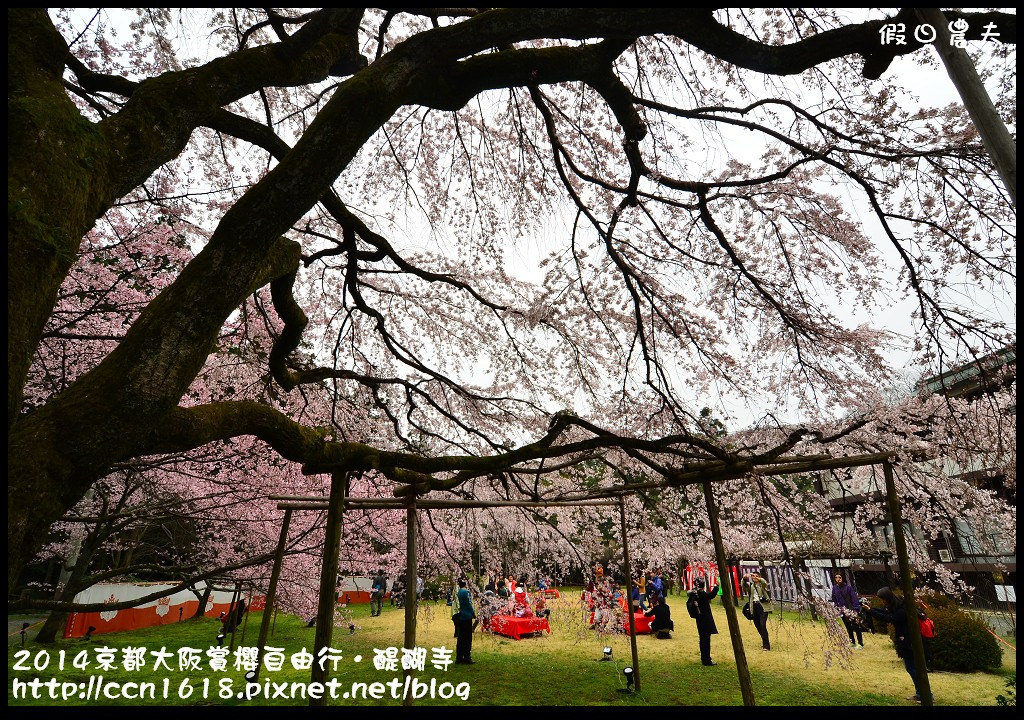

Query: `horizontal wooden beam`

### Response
(541, 452, 898, 501)
(272, 452, 896, 508)
(276, 498, 621, 510)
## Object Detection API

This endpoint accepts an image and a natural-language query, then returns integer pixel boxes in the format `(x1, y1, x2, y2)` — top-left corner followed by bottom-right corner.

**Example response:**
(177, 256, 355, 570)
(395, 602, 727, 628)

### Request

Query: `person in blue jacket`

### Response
(649, 571, 665, 603)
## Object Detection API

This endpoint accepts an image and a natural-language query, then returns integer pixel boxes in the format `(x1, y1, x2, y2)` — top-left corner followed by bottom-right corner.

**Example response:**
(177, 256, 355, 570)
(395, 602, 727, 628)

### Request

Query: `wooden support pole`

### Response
(798, 557, 818, 621)
(403, 502, 418, 707)
(253, 507, 292, 682)
(310, 472, 347, 706)
(239, 587, 251, 644)
(882, 461, 933, 706)
(704, 479, 755, 706)
(228, 580, 241, 652)
(618, 497, 641, 692)
(916, 8, 1016, 206)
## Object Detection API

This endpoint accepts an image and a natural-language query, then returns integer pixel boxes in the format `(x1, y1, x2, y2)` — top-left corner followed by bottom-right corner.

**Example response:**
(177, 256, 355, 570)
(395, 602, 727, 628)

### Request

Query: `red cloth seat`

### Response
(628, 612, 653, 634)
(588, 611, 653, 634)
(485, 614, 552, 640)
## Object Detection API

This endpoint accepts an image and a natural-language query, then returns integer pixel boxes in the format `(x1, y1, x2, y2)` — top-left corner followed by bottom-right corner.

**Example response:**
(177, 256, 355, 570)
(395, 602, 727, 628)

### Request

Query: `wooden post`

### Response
(228, 580, 241, 652)
(882, 461, 933, 706)
(403, 502, 418, 707)
(618, 497, 641, 692)
(799, 557, 818, 621)
(310, 472, 347, 706)
(916, 8, 1016, 206)
(253, 507, 293, 681)
(239, 588, 251, 644)
(704, 479, 756, 706)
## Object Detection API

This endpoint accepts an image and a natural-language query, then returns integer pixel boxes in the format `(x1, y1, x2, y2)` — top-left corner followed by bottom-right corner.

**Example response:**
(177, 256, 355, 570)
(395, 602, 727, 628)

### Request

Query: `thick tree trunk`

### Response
(7, 10, 112, 430)
(35, 611, 69, 644)
(192, 585, 213, 620)
(6, 9, 366, 593)
(34, 553, 93, 644)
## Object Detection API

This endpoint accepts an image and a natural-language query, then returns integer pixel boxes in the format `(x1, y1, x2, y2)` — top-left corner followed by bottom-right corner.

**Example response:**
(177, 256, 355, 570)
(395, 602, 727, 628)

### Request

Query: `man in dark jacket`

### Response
(865, 586, 931, 703)
(690, 577, 719, 665)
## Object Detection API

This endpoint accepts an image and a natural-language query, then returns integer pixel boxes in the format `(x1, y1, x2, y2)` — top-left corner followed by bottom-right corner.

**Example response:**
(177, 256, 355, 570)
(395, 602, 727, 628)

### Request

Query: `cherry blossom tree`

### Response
(8, 8, 1016, 594)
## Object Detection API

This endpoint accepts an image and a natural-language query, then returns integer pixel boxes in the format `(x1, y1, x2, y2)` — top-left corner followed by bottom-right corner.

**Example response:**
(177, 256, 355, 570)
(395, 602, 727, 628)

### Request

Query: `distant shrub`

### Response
(867, 592, 1001, 672)
(928, 606, 1002, 672)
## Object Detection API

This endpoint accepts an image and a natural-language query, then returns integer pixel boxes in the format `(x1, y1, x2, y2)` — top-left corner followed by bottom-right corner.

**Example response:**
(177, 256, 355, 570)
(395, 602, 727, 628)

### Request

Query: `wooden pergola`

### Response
(252, 452, 934, 707)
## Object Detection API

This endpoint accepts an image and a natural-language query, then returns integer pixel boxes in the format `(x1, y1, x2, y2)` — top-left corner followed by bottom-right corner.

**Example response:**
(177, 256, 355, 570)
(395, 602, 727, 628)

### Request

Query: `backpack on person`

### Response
(686, 591, 701, 619)
(919, 611, 936, 638)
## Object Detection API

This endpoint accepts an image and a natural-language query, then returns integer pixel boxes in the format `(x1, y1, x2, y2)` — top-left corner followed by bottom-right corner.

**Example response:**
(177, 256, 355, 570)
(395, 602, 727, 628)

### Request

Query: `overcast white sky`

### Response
(62, 9, 1015, 433)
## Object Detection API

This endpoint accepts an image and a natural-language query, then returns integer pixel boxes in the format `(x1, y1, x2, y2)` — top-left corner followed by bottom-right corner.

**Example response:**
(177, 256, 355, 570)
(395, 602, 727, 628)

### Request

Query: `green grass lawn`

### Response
(8, 590, 1016, 706)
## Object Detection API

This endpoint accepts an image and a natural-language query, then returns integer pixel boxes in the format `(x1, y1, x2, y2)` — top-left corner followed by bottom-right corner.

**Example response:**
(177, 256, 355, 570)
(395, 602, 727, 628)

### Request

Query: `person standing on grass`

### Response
(743, 571, 773, 651)
(370, 569, 387, 617)
(634, 571, 646, 609)
(663, 570, 675, 597)
(863, 587, 931, 703)
(831, 572, 864, 648)
(690, 577, 719, 666)
(454, 578, 477, 664)
(917, 600, 935, 670)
